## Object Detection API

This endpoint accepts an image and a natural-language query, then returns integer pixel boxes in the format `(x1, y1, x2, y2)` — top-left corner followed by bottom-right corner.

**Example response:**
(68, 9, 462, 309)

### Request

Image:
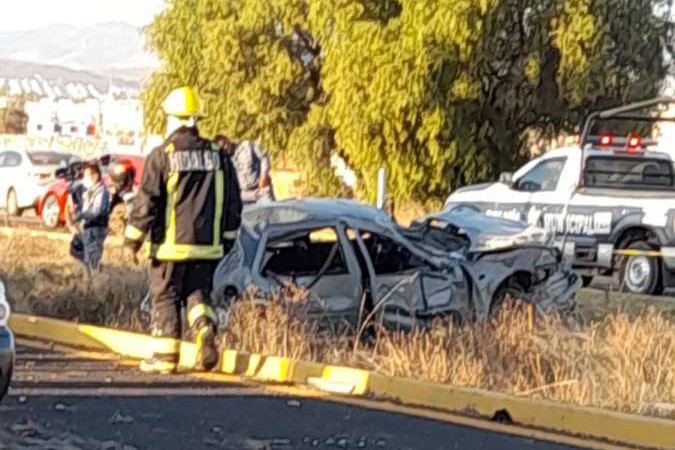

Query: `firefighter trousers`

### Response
(148, 259, 219, 346)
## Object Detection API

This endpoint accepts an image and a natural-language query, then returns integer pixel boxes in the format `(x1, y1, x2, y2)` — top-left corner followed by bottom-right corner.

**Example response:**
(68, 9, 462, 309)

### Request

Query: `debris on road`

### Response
(109, 410, 134, 424)
(53, 402, 74, 412)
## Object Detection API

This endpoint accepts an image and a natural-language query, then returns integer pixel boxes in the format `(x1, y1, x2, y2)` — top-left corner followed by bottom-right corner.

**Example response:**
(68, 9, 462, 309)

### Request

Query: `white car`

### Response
(0, 149, 74, 216)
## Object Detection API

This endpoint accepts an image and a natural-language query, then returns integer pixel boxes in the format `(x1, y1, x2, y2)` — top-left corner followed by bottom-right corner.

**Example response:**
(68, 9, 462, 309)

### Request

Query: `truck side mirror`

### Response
(499, 172, 514, 186)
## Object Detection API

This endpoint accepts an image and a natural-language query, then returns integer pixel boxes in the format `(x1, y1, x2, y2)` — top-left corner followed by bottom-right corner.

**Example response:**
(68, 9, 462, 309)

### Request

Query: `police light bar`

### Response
(586, 134, 651, 151)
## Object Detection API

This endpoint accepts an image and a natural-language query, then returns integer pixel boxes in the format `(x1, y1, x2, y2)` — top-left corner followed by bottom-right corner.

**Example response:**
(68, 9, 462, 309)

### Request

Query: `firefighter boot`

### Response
(188, 301, 219, 371)
(195, 325, 219, 371)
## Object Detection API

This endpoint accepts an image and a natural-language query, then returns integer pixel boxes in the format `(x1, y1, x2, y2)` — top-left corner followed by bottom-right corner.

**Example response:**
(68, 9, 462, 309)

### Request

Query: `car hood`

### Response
(423, 207, 553, 253)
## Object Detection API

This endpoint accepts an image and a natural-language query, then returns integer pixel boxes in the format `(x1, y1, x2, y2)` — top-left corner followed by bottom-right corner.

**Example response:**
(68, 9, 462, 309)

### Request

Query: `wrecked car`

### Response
(212, 199, 580, 330)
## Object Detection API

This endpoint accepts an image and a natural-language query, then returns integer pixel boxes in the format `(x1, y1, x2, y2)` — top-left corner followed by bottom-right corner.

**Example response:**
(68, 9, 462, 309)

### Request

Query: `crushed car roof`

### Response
(242, 198, 392, 228)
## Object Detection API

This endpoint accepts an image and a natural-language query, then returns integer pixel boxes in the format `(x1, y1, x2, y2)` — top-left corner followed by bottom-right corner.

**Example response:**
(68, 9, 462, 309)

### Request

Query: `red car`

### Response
(37, 154, 144, 229)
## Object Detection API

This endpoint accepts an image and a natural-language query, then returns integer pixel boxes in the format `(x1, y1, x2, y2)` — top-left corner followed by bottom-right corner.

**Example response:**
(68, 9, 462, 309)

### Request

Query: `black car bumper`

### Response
(0, 326, 15, 399)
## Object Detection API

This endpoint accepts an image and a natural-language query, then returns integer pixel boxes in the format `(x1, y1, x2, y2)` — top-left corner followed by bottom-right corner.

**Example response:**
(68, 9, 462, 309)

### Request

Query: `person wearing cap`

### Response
(123, 86, 242, 374)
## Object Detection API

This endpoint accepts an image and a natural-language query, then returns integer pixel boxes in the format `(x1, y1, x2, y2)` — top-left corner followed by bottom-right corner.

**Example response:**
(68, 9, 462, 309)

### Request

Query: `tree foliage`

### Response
(144, 0, 674, 206)
(0, 99, 28, 134)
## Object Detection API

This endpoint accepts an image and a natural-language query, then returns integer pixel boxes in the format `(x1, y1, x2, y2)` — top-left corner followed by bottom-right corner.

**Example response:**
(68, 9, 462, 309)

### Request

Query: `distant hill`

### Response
(0, 22, 158, 73)
(0, 59, 138, 91)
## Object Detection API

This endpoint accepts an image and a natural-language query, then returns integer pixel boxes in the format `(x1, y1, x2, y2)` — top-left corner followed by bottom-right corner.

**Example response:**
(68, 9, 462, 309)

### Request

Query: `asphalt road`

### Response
(0, 343, 591, 450)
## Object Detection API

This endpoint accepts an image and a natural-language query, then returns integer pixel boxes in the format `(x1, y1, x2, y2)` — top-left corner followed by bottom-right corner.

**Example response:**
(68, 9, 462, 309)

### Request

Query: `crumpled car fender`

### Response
(461, 247, 565, 321)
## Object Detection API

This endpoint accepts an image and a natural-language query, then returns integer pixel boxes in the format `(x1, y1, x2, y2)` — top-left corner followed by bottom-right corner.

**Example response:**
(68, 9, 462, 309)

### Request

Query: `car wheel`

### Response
(490, 276, 527, 319)
(6, 189, 21, 217)
(41, 194, 61, 229)
(619, 242, 663, 295)
(0, 356, 12, 401)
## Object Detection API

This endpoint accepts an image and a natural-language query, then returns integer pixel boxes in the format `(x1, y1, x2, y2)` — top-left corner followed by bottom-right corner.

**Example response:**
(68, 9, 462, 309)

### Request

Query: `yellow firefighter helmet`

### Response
(162, 86, 203, 118)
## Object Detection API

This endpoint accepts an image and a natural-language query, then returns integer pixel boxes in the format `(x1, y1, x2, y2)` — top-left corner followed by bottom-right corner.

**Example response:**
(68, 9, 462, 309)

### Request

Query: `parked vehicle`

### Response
(212, 199, 579, 330)
(0, 149, 74, 217)
(0, 278, 14, 401)
(445, 97, 675, 295)
(37, 154, 144, 230)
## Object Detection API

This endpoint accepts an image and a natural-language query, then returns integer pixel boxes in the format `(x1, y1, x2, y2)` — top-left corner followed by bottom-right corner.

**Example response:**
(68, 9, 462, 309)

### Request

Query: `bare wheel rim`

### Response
(43, 196, 60, 227)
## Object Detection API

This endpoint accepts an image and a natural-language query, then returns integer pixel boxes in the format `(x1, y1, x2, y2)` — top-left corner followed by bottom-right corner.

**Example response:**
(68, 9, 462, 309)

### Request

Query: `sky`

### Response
(0, 0, 165, 32)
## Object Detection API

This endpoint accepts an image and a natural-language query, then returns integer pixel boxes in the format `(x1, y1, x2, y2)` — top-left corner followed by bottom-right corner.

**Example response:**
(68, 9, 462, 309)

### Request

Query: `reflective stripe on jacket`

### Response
(124, 126, 242, 261)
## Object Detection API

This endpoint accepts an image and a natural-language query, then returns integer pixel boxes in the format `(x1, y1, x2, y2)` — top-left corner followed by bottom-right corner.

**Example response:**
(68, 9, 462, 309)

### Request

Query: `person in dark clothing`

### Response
(214, 134, 236, 157)
(124, 86, 242, 374)
(70, 163, 110, 276)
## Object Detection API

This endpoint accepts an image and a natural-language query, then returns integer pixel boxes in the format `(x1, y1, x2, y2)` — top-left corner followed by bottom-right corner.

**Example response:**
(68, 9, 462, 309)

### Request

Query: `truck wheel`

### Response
(619, 242, 663, 295)
(581, 276, 593, 287)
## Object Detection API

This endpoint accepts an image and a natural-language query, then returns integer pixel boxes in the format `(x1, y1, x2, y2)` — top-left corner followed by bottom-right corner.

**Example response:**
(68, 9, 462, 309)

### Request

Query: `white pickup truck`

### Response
(444, 99, 675, 294)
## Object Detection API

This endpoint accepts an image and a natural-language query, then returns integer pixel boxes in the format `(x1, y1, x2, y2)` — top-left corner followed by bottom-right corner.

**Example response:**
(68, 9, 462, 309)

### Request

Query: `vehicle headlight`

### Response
(0, 280, 10, 327)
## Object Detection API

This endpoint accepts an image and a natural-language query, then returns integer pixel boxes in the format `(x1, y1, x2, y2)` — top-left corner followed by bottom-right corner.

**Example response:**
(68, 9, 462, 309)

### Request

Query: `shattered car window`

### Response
(359, 231, 427, 274)
(262, 228, 348, 277)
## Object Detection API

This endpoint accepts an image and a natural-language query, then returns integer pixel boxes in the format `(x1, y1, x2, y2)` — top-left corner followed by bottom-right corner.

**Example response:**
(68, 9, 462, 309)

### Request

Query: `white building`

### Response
(100, 96, 144, 136)
(26, 97, 99, 137)
(25, 98, 56, 136)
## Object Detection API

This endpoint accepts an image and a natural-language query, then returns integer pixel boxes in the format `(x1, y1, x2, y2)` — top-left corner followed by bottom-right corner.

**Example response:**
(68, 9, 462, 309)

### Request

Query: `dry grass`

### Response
(222, 294, 675, 417)
(2, 234, 674, 418)
(0, 234, 147, 329)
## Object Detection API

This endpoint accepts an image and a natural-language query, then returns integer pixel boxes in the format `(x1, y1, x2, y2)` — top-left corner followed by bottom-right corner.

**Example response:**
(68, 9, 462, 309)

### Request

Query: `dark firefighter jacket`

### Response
(124, 126, 242, 261)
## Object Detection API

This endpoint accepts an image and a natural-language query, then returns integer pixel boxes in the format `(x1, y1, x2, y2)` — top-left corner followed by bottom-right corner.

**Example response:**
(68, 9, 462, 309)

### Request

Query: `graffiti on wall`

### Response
(0, 134, 107, 158)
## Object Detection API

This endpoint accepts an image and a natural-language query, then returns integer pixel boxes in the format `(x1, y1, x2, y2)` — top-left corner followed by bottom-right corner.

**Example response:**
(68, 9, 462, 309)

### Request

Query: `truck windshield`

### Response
(583, 155, 675, 190)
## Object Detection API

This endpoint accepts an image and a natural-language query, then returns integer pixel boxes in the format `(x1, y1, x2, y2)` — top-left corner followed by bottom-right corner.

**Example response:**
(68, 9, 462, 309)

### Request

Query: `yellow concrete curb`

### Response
(368, 373, 675, 448)
(308, 366, 370, 395)
(10, 313, 675, 449)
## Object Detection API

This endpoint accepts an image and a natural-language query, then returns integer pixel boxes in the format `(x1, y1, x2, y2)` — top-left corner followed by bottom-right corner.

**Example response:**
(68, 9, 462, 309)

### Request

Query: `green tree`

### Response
(144, 0, 673, 207)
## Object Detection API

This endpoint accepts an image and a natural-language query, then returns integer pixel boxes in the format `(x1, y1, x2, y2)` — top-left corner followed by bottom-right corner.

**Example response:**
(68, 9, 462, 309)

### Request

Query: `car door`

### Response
(258, 224, 363, 327)
(0, 151, 22, 207)
(351, 229, 429, 328)
(419, 264, 472, 320)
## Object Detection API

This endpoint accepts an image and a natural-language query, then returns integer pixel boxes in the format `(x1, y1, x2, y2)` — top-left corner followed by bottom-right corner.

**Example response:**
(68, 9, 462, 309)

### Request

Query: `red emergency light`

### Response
(599, 132, 613, 146)
(627, 133, 641, 150)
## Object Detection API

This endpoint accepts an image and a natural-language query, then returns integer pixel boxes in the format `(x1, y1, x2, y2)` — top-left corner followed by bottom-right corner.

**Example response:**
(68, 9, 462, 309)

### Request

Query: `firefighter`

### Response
(123, 86, 242, 374)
